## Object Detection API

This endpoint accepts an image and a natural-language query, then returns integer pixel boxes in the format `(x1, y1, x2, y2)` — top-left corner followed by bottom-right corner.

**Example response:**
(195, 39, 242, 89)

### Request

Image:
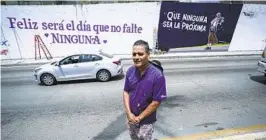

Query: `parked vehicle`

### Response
(34, 51, 123, 86)
(257, 46, 266, 77)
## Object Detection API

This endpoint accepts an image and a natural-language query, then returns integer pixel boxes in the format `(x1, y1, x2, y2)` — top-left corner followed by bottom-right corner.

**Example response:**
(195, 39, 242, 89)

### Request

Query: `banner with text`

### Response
(157, 2, 243, 52)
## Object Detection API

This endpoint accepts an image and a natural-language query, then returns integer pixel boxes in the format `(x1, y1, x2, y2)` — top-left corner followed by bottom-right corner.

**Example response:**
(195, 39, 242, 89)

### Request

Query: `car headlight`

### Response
(35, 68, 42, 73)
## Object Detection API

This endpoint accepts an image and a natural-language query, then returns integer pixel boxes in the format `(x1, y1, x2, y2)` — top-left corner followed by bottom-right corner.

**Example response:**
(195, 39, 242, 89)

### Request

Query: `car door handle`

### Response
(95, 63, 99, 65)
(74, 65, 79, 67)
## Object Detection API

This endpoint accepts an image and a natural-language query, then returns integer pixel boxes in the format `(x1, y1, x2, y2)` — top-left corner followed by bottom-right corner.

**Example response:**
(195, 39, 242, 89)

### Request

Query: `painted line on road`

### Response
(160, 124, 266, 140)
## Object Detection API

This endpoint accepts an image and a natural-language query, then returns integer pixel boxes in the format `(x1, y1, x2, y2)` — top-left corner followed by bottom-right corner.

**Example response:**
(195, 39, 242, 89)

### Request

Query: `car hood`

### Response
(36, 61, 57, 69)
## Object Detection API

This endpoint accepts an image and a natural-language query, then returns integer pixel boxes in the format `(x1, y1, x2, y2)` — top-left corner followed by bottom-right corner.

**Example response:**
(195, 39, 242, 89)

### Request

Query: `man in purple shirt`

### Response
(123, 40, 167, 140)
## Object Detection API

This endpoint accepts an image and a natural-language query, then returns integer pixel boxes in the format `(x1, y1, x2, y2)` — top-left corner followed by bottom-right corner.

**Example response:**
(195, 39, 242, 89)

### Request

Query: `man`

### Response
(206, 12, 225, 50)
(123, 40, 167, 140)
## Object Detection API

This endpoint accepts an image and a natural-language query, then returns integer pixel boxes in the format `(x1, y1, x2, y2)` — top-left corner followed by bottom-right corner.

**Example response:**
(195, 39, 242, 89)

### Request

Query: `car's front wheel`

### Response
(97, 69, 111, 82)
(40, 73, 57, 86)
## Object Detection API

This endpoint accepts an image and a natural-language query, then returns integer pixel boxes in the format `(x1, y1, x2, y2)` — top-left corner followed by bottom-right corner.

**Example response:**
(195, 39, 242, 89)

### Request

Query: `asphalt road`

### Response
(1, 56, 266, 140)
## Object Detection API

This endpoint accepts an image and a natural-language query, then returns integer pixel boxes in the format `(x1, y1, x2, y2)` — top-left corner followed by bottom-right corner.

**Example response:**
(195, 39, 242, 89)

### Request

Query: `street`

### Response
(1, 56, 266, 140)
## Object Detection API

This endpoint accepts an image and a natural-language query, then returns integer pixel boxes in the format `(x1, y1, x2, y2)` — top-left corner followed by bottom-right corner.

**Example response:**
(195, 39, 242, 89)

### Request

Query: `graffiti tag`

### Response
(1, 49, 8, 55)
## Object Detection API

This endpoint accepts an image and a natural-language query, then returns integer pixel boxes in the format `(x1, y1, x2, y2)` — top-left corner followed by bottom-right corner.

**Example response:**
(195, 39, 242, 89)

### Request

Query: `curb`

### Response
(118, 51, 262, 60)
(209, 130, 266, 140)
(161, 124, 266, 140)
(1, 51, 262, 67)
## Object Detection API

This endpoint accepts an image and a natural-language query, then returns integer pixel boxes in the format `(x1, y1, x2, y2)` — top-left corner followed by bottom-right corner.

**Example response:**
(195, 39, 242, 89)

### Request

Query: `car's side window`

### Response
(91, 55, 103, 61)
(80, 55, 92, 63)
(60, 55, 80, 65)
(71, 56, 80, 64)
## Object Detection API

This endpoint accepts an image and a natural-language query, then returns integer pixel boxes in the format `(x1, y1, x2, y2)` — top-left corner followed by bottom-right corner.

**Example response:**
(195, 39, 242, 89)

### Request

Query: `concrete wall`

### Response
(1, 3, 160, 59)
(1, 3, 266, 60)
(229, 4, 266, 51)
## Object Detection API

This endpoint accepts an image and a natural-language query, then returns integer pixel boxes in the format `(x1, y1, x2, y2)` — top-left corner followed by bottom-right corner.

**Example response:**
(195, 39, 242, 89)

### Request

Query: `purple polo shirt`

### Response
(124, 64, 167, 124)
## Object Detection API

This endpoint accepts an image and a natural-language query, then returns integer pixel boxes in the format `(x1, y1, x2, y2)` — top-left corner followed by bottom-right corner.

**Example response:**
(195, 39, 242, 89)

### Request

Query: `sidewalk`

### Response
(161, 124, 266, 140)
(161, 131, 266, 140)
(1, 50, 262, 67)
(210, 130, 266, 140)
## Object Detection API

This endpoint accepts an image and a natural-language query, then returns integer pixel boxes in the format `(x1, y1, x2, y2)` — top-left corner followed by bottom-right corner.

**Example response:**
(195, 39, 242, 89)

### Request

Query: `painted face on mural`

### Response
(216, 12, 222, 18)
(132, 45, 150, 69)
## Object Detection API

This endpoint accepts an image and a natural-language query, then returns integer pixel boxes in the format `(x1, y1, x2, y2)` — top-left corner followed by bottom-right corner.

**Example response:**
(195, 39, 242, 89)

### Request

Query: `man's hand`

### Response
(137, 101, 161, 122)
(127, 112, 137, 124)
(134, 116, 143, 124)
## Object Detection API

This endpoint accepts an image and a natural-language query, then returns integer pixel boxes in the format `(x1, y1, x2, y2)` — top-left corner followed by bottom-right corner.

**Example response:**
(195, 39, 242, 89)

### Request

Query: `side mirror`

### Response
(55, 61, 60, 66)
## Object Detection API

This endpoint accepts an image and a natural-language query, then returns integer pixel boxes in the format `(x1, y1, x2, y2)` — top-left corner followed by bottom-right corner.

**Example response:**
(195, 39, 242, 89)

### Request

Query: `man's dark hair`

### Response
(133, 40, 150, 54)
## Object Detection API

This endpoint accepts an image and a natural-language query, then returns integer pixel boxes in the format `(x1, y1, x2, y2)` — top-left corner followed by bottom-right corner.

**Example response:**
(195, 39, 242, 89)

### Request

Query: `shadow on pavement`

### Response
(155, 95, 189, 137)
(92, 113, 127, 140)
(92, 95, 185, 140)
(160, 95, 188, 109)
(249, 75, 266, 85)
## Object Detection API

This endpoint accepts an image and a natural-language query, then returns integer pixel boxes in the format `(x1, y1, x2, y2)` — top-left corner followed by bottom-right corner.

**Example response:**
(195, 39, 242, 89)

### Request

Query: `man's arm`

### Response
(123, 90, 132, 116)
(135, 101, 161, 123)
(123, 68, 137, 124)
(123, 90, 137, 124)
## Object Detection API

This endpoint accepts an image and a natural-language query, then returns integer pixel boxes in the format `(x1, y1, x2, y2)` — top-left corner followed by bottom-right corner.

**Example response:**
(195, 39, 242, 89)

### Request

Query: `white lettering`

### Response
(181, 22, 206, 32)
(182, 14, 208, 23)
(167, 11, 182, 21)
(162, 21, 173, 28)
(167, 12, 173, 21)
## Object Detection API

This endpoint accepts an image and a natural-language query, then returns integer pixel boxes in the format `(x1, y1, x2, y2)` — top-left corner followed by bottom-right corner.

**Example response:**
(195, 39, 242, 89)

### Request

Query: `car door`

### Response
(57, 55, 82, 80)
(77, 54, 103, 78)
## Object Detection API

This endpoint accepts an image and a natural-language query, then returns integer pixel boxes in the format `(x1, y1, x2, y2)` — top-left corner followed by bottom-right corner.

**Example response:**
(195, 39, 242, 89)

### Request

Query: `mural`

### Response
(1, 3, 265, 60)
(157, 2, 243, 52)
(1, 3, 160, 59)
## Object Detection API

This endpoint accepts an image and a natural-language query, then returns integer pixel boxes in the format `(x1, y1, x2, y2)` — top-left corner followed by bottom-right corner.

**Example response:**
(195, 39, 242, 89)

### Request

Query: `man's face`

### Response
(132, 45, 150, 68)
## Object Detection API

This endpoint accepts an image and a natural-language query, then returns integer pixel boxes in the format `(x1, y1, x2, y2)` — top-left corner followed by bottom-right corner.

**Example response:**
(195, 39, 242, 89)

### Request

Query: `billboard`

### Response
(157, 2, 243, 52)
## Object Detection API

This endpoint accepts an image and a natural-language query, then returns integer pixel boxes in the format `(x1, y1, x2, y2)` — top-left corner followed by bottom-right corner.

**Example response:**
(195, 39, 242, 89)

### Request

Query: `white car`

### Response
(34, 51, 124, 86)
(257, 46, 266, 77)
